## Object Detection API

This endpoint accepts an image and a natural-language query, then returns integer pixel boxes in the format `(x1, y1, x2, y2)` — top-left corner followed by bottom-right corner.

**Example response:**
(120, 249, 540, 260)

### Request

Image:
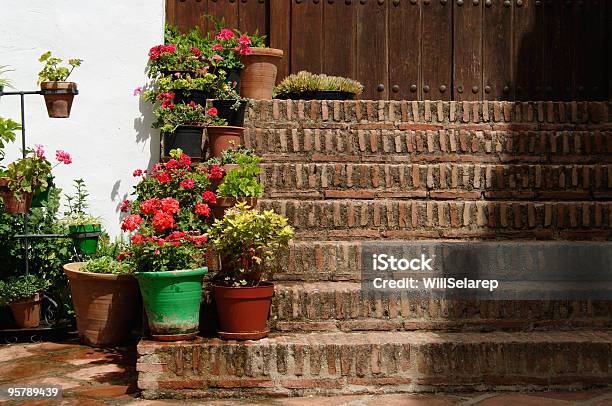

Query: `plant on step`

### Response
(62, 178, 100, 227)
(0, 117, 20, 166)
(0, 65, 14, 90)
(208, 202, 294, 287)
(37, 51, 82, 84)
(122, 149, 217, 235)
(152, 97, 226, 133)
(3, 145, 71, 200)
(142, 72, 225, 103)
(0, 274, 50, 306)
(204, 145, 256, 166)
(216, 154, 263, 198)
(274, 71, 364, 98)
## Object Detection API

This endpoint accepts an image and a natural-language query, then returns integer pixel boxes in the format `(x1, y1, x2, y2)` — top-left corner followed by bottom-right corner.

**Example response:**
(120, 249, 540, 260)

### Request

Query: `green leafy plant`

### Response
(0, 274, 50, 306)
(204, 145, 255, 166)
(81, 255, 130, 274)
(216, 154, 264, 198)
(0, 65, 14, 89)
(0, 117, 20, 165)
(152, 97, 226, 133)
(37, 51, 82, 84)
(274, 71, 364, 98)
(208, 202, 294, 287)
(62, 179, 100, 227)
(143, 72, 224, 104)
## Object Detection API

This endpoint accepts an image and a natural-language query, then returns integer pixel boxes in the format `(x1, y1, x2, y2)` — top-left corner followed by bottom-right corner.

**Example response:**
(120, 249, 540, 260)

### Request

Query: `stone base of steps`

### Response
(137, 330, 612, 399)
(270, 282, 612, 333)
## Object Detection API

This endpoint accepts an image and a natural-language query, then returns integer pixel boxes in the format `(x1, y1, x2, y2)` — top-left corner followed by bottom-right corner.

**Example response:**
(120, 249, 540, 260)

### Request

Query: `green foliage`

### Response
(208, 202, 294, 287)
(4, 149, 52, 199)
(0, 65, 14, 89)
(37, 51, 82, 84)
(0, 117, 19, 165)
(274, 71, 364, 97)
(80, 255, 130, 274)
(122, 234, 207, 274)
(62, 179, 100, 227)
(152, 102, 226, 133)
(0, 274, 50, 306)
(204, 146, 255, 166)
(143, 72, 224, 104)
(216, 154, 264, 198)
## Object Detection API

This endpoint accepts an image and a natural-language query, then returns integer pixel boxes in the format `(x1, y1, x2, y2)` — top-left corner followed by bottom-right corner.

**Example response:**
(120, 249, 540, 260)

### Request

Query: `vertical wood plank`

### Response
(171, 0, 208, 33)
(513, 0, 544, 101)
(323, 0, 356, 79)
(388, 0, 420, 101)
(207, 0, 239, 34)
(166, 0, 176, 27)
(238, 0, 267, 36)
(453, 0, 483, 101)
(483, 0, 512, 100)
(356, 0, 388, 100)
(291, 0, 323, 74)
(422, 0, 452, 101)
(579, 0, 606, 101)
(269, 0, 291, 81)
(542, 0, 572, 101)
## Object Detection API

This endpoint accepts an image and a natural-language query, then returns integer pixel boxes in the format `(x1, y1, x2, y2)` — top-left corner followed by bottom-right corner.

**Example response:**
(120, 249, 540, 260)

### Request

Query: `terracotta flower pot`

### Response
(0, 177, 32, 214)
(213, 282, 274, 340)
(239, 47, 284, 100)
(41, 81, 78, 118)
(211, 196, 257, 219)
(64, 263, 142, 347)
(206, 126, 244, 158)
(9, 292, 43, 329)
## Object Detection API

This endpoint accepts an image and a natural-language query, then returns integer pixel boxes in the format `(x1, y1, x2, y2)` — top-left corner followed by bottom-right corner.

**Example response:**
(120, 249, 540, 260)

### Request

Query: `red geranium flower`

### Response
(216, 28, 235, 40)
(179, 153, 191, 167)
(156, 172, 171, 183)
(194, 202, 211, 217)
(140, 198, 160, 215)
(212, 43, 223, 51)
(119, 200, 130, 213)
(152, 211, 175, 232)
(238, 34, 251, 46)
(207, 107, 218, 116)
(165, 159, 179, 170)
(202, 191, 217, 204)
(133, 169, 143, 177)
(207, 165, 224, 180)
(189, 47, 202, 57)
(180, 178, 195, 189)
(121, 214, 143, 232)
(131, 234, 145, 245)
(161, 197, 180, 214)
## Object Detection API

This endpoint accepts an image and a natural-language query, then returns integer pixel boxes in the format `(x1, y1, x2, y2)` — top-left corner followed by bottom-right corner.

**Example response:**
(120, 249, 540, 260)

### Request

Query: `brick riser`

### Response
(137, 331, 612, 398)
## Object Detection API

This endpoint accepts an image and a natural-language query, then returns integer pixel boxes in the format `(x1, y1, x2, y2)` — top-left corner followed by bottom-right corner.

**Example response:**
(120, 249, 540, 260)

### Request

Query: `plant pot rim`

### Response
(212, 281, 274, 290)
(40, 81, 78, 94)
(135, 267, 208, 278)
(64, 262, 135, 281)
(206, 125, 245, 131)
(247, 47, 284, 58)
(174, 125, 205, 131)
(69, 223, 102, 228)
(11, 291, 43, 304)
(214, 196, 258, 205)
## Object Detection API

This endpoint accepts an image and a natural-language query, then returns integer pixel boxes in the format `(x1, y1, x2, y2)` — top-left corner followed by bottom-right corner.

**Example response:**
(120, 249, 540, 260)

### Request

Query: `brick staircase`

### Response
(137, 100, 612, 398)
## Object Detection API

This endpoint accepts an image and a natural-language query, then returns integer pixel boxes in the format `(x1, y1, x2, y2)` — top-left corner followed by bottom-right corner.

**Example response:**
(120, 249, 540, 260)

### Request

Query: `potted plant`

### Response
(63, 179, 101, 255)
(208, 203, 293, 339)
(212, 153, 263, 219)
(0, 274, 50, 328)
(0, 145, 71, 214)
(120, 150, 214, 341)
(274, 71, 364, 100)
(37, 51, 82, 118)
(148, 26, 211, 78)
(64, 239, 141, 347)
(144, 72, 224, 107)
(152, 96, 226, 161)
(0, 65, 14, 96)
(213, 83, 248, 127)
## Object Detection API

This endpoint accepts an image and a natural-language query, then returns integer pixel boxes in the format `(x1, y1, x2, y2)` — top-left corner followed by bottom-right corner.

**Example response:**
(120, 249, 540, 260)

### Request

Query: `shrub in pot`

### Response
(213, 83, 248, 127)
(64, 244, 141, 347)
(120, 149, 215, 341)
(152, 96, 226, 161)
(0, 274, 50, 328)
(212, 153, 263, 219)
(63, 179, 101, 255)
(1, 145, 71, 214)
(37, 51, 82, 118)
(274, 71, 364, 101)
(208, 202, 294, 339)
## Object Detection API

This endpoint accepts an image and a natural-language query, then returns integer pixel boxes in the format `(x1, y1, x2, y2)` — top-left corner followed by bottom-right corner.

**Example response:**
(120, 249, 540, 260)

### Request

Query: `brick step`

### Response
(137, 330, 612, 398)
(260, 162, 612, 200)
(269, 282, 612, 333)
(242, 127, 612, 164)
(257, 199, 612, 240)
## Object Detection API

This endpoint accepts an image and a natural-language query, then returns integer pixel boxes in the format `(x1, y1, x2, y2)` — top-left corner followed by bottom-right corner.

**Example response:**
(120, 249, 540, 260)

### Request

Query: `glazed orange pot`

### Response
(239, 47, 283, 100)
(9, 292, 42, 328)
(206, 126, 245, 158)
(41, 81, 78, 118)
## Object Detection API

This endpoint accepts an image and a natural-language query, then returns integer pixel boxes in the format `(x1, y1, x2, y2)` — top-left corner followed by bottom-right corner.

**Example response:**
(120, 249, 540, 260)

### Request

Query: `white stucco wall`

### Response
(0, 1, 164, 237)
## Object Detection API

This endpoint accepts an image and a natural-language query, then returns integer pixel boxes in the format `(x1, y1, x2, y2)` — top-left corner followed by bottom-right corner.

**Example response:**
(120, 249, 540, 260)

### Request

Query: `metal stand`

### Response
(0, 90, 78, 341)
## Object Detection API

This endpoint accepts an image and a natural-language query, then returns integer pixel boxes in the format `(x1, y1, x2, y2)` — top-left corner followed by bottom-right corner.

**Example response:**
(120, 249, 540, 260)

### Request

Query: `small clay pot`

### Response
(239, 48, 284, 100)
(206, 126, 245, 158)
(9, 292, 43, 328)
(41, 82, 78, 118)
(211, 196, 257, 219)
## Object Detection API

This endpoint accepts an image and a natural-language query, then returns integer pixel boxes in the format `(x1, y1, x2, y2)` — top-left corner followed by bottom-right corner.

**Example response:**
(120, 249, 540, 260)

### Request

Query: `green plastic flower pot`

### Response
(31, 176, 54, 208)
(135, 267, 207, 341)
(69, 224, 101, 255)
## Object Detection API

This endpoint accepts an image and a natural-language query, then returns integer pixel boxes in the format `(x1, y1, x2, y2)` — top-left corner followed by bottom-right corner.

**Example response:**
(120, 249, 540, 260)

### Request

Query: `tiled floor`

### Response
(0, 340, 610, 406)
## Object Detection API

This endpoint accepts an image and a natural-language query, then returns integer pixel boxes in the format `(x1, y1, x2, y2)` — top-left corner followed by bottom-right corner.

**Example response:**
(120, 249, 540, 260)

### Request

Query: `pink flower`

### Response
(119, 199, 130, 213)
(212, 43, 223, 51)
(133, 87, 143, 96)
(212, 54, 223, 62)
(56, 150, 72, 165)
(35, 144, 45, 159)
(180, 178, 195, 189)
(238, 35, 251, 46)
(216, 28, 235, 40)
(207, 107, 218, 116)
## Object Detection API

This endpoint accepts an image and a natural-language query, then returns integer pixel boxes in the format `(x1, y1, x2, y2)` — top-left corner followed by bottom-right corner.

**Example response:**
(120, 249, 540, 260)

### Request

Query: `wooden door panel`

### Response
(269, 0, 291, 81)
(513, 0, 544, 101)
(167, 0, 208, 34)
(483, 0, 512, 100)
(453, 0, 483, 101)
(422, 0, 452, 101)
(238, 0, 267, 36)
(388, 0, 420, 101)
(291, 0, 323, 74)
(355, 0, 388, 100)
(323, 1, 356, 79)
(206, 0, 239, 34)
